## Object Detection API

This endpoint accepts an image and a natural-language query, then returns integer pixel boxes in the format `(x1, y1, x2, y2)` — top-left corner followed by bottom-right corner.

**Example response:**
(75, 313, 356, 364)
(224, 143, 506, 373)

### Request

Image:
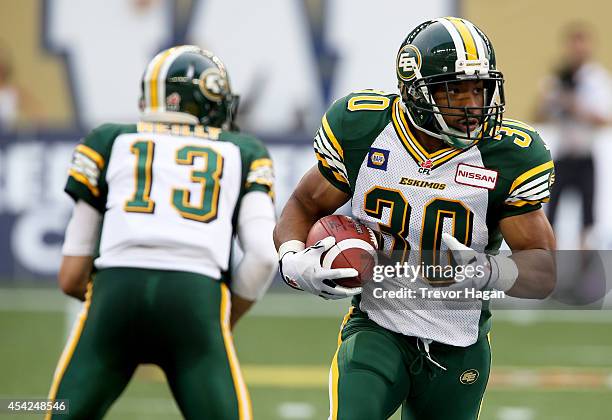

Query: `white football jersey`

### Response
(316, 91, 553, 346)
(66, 122, 274, 279)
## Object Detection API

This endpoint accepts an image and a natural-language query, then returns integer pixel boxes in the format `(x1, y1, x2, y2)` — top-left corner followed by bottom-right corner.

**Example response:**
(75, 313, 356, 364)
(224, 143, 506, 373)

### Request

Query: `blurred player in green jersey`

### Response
(275, 18, 556, 420)
(46, 46, 277, 420)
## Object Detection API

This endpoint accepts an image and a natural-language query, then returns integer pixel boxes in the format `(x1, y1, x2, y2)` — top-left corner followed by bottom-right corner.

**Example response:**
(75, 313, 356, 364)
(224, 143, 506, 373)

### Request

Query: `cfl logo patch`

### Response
(418, 159, 433, 175)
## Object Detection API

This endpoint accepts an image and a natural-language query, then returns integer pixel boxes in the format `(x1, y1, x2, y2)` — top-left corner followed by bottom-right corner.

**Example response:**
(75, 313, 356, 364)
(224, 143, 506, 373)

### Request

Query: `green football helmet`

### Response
(139, 45, 238, 129)
(396, 17, 505, 149)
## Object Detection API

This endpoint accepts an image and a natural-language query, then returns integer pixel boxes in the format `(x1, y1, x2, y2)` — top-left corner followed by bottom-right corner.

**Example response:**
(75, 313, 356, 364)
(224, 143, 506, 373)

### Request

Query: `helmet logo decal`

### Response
(166, 92, 181, 111)
(199, 68, 227, 101)
(396, 45, 422, 82)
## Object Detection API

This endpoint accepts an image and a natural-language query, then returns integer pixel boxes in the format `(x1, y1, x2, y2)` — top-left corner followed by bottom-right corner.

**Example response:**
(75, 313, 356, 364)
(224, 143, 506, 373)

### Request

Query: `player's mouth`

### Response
(457, 118, 480, 132)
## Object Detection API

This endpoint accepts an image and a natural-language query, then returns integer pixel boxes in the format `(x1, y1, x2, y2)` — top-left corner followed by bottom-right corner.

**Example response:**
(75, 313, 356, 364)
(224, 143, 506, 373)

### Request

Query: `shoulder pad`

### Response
(325, 90, 397, 142)
(486, 118, 551, 166)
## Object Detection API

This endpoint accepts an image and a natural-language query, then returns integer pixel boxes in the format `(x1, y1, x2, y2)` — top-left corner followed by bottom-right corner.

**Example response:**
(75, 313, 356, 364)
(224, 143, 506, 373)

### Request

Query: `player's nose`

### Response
(462, 92, 482, 110)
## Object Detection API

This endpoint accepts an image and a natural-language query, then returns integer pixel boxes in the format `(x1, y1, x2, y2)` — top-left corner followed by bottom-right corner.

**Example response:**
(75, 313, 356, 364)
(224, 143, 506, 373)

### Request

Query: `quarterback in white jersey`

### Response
(274, 18, 556, 420)
(46, 46, 276, 420)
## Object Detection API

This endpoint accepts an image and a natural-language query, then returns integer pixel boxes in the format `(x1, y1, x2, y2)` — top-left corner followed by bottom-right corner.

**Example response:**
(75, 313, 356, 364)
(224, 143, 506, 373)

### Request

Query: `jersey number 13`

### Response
(124, 140, 224, 223)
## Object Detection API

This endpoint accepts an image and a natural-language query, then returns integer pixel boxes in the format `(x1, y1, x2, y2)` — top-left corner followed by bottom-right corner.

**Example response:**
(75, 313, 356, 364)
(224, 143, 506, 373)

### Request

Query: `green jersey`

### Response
(315, 90, 554, 346)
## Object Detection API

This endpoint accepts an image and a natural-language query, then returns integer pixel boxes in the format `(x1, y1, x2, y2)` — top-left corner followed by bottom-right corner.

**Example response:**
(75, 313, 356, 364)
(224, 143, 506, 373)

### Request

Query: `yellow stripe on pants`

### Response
(220, 283, 253, 420)
(329, 306, 355, 420)
(45, 282, 94, 420)
(476, 332, 492, 420)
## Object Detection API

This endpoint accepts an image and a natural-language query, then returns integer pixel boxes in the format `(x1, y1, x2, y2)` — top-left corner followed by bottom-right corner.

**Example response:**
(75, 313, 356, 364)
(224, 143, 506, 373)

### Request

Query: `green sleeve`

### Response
(314, 97, 352, 193)
(222, 132, 275, 200)
(314, 90, 396, 193)
(499, 122, 555, 219)
(222, 132, 276, 232)
(243, 137, 275, 199)
(64, 123, 131, 212)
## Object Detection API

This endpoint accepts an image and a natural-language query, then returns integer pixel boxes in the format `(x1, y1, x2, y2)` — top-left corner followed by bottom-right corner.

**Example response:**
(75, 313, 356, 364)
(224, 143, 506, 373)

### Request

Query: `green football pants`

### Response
(45, 267, 251, 420)
(329, 306, 491, 420)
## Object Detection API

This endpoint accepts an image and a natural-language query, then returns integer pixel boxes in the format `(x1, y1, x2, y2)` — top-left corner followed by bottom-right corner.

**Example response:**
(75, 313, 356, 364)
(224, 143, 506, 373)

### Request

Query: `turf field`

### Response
(1, 288, 611, 419)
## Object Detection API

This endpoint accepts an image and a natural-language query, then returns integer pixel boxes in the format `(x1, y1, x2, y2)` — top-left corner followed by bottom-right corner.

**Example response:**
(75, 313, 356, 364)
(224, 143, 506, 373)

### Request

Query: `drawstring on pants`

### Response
(409, 338, 447, 379)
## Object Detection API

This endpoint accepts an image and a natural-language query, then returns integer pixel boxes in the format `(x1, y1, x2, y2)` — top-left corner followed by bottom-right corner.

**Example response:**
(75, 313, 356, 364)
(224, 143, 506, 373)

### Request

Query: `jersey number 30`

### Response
(364, 186, 473, 267)
(124, 140, 223, 223)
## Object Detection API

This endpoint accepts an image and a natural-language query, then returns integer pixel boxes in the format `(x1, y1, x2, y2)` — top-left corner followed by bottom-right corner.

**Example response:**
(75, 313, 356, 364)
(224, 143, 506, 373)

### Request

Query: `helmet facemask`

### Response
(400, 70, 505, 149)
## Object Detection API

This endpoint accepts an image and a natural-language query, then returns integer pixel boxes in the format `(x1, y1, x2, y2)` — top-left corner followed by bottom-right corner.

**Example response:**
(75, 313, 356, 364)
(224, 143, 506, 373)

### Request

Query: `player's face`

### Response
(432, 80, 484, 133)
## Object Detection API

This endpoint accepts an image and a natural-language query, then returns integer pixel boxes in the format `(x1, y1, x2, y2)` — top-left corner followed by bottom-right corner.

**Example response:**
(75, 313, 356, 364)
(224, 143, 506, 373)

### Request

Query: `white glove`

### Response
(441, 233, 518, 292)
(279, 236, 362, 300)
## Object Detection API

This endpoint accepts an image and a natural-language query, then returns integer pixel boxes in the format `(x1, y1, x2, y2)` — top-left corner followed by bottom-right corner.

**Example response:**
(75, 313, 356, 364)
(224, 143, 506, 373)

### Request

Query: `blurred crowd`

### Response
(536, 23, 612, 248)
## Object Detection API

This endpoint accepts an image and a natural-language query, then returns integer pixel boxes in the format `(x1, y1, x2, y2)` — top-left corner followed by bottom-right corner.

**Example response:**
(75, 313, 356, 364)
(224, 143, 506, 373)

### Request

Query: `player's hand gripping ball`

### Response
(306, 215, 378, 288)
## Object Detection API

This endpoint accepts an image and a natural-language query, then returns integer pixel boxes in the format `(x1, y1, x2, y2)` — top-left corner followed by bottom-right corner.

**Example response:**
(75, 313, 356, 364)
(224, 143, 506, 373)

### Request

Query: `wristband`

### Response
(488, 255, 519, 292)
(278, 240, 305, 260)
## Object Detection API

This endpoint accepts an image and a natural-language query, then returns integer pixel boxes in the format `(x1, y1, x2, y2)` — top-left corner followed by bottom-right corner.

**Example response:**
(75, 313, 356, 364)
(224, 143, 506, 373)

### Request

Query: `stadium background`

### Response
(1, 1, 612, 419)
